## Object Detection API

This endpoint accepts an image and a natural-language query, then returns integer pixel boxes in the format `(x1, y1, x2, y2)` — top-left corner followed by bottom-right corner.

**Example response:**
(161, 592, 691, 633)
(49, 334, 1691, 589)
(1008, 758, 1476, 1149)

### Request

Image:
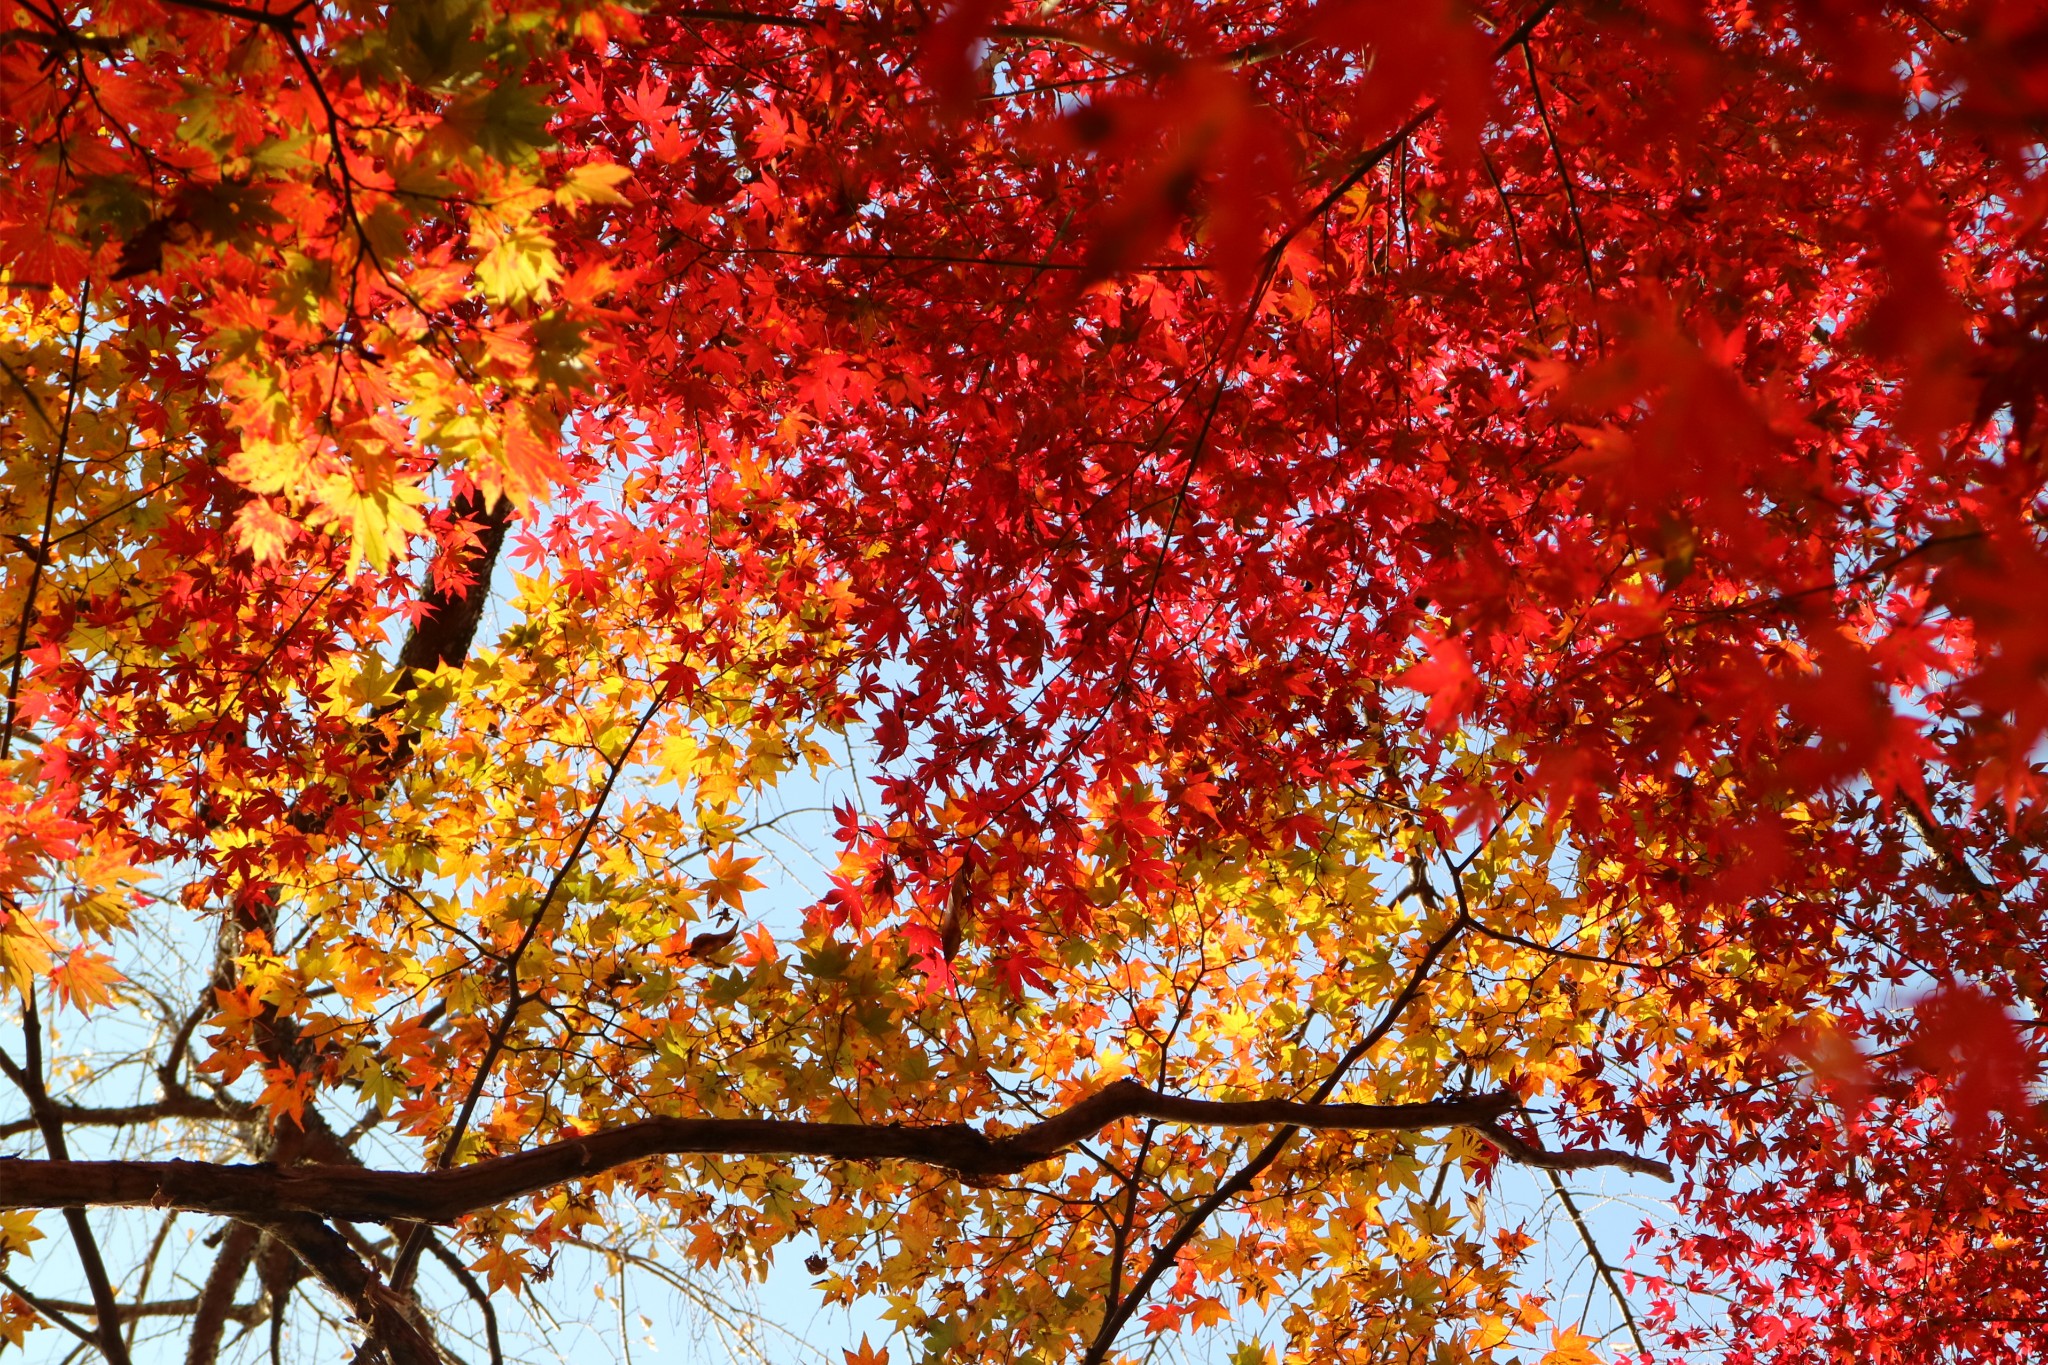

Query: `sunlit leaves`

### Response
(3, 2, 2048, 1364)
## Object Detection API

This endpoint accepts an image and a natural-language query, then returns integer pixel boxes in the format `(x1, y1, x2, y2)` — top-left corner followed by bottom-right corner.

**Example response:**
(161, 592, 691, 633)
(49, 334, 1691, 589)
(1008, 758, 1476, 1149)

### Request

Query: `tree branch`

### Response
(184, 1222, 260, 1365)
(390, 491, 513, 683)
(0, 1095, 251, 1142)
(0, 1081, 1671, 1225)
(0, 998, 134, 1365)
(22, 1294, 265, 1326)
(1474, 1121, 1673, 1182)
(1899, 792, 2001, 903)
(422, 1232, 502, 1365)
(1533, 1163, 1651, 1356)
(0, 1270, 96, 1345)
(266, 1217, 439, 1365)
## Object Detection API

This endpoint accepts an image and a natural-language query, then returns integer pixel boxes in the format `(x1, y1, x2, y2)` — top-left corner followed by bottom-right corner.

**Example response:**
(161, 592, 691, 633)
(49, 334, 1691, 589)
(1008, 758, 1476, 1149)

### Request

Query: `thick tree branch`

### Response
(0, 1081, 1667, 1225)
(266, 1217, 439, 1365)
(184, 1221, 261, 1365)
(391, 492, 513, 683)
(1900, 792, 2001, 903)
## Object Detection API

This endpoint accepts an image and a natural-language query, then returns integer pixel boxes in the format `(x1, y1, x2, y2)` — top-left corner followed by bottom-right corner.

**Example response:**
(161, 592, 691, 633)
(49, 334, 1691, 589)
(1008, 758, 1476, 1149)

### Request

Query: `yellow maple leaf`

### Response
(1540, 1326, 1606, 1365)
(469, 1244, 532, 1296)
(49, 946, 123, 1014)
(702, 849, 765, 912)
(0, 1211, 44, 1258)
(556, 160, 632, 210)
(0, 914, 55, 1000)
(231, 497, 299, 562)
(0, 1292, 36, 1350)
(475, 221, 562, 306)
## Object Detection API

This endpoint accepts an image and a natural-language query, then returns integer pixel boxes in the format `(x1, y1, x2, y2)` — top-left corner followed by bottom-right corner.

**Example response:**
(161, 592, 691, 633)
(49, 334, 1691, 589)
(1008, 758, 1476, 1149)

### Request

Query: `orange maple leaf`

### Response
(843, 1335, 890, 1365)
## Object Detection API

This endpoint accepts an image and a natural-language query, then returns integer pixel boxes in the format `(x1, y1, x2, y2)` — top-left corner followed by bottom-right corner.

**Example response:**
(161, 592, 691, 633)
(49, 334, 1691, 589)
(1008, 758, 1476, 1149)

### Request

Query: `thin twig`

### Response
(1533, 1160, 1652, 1356)
(388, 691, 669, 1290)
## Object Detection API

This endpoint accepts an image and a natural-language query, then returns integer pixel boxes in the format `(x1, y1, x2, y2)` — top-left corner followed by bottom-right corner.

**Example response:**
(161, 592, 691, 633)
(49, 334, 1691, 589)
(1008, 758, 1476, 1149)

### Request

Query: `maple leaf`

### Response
(232, 497, 300, 562)
(0, 1213, 43, 1260)
(48, 946, 122, 1014)
(1779, 1017, 1874, 1110)
(0, 1292, 35, 1350)
(1910, 985, 2037, 1147)
(470, 1245, 532, 1297)
(701, 850, 765, 912)
(1539, 1326, 1605, 1365)
(556, 161, 633, 212)
(1403, 638, 1482, 732)
(7, 5, 2048, 1363)
(475, 220, 563, 307)
(843, 1335, 891, 1365)
(616, 73, 675, 130)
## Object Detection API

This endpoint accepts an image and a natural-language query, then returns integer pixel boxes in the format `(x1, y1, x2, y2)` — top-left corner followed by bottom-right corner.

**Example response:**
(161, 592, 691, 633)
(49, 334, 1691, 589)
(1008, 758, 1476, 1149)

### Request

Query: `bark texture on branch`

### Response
(392, 490, 513, 682)
(267, 1216, 440, 1365)
(1475, 1121, 1675, 1182)
(0, 1081, 1667, 1222)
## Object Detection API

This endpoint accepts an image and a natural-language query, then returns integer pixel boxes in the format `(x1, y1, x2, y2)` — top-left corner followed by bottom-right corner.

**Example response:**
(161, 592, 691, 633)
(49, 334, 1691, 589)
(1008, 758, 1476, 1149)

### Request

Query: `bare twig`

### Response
(1081, 910, 1475, 1364)
(1532, 1162, 1653, 1356)
(422, 1233, 503, 1365)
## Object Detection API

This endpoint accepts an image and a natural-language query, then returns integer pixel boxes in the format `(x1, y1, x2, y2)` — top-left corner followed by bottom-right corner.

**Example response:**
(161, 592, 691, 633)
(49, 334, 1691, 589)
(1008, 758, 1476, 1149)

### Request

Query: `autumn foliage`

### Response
(2, 0, 2047, 1361)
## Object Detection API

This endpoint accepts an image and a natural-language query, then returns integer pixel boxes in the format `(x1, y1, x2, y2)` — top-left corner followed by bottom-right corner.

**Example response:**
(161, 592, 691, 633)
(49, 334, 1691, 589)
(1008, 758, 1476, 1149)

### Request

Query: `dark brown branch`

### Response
(1479, 146, 1543, 324)
(1671, 531, 1982, 624)
(359, 490, 514, 773)
(671, 8, 1163, 65)
(1521, 40, 1598, 287)
(1, 278, 90, 763)
(0, 1095, 250, 1142)
(184, 1222, 261, 1365)
(157, 0, 308, 32)
(267, 1217, 438, 1365)
(1900, 792, 2001, 903)
(0, 1083, 1651, 1224)
(24, 1294, 265, 1326)
(1474, 1122, 1673, 1182)
(0, 23, 124, 54)
(0, 998, 134, 1365)
(391, 492, 513, 682)
(1276, 0, 1561, 247)
(675, 241, 1206, 273)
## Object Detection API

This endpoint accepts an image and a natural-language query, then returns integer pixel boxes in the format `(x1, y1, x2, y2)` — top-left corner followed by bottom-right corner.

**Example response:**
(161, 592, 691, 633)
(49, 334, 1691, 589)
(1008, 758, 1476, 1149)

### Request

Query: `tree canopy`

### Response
(2, 0, 2047, 1362)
